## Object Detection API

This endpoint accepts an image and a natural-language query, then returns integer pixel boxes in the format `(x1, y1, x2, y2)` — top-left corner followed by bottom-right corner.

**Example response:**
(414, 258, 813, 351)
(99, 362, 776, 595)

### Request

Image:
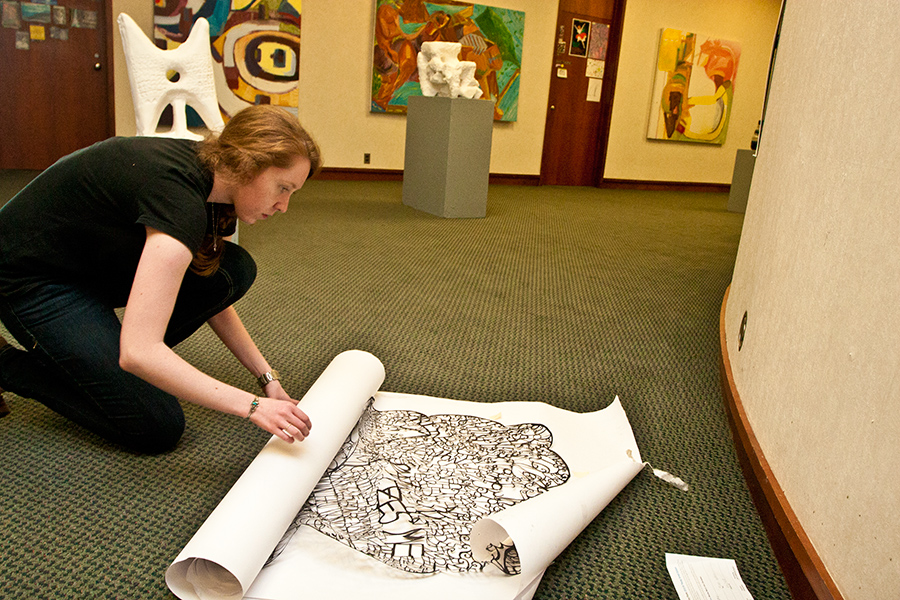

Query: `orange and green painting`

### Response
(153, 0, 301, 121)
(648, 28, 741, 145)
(372, 0, 524, 122)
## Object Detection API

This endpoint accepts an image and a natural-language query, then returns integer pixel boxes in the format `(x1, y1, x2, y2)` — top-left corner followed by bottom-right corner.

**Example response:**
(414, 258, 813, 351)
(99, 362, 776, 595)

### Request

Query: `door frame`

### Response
(538, 0, 627, 187)
(102, 0, 116, 139)
(593, 0, 626, 185)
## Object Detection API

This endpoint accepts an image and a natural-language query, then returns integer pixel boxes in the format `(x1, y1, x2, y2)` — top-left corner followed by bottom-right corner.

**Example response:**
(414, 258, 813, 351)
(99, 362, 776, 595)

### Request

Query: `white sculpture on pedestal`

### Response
(117, 13, 225, 140)
(416, 41, 483, 100)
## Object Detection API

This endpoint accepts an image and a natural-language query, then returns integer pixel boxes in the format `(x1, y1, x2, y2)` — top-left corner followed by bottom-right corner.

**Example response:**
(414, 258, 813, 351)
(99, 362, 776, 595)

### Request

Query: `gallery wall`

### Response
(111, 0, 780, 182)
(725, 2, 900, 598)
(604, 0, 781, 183)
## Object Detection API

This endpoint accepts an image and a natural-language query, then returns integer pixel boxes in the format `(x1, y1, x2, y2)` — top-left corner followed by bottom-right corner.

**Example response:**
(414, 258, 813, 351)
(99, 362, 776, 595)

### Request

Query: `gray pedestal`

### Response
(728, 149, 756, 213)
(402, 96, 494, 218)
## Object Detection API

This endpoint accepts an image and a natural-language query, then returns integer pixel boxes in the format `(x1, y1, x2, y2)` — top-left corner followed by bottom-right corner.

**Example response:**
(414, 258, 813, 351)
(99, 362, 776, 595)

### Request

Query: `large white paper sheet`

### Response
(166, 351, 643, 600)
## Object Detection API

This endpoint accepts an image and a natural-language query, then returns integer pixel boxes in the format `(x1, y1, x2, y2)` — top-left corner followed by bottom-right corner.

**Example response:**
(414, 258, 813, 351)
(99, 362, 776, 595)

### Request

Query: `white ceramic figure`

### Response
(416, 41, 483, 100)
(117, 13, 225, 140)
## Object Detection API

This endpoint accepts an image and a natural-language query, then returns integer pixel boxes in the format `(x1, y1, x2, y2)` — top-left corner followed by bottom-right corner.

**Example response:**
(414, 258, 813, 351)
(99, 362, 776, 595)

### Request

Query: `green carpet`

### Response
(0, 180, 790, 599)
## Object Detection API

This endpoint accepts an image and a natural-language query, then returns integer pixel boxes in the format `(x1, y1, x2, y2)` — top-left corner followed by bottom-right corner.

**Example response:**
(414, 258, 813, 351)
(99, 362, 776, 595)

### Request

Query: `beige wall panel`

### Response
(299, 0, 556, 174)
(726, 2, 900, 598)
(604, 0, 780, 183)
(112, 0, 150, 136)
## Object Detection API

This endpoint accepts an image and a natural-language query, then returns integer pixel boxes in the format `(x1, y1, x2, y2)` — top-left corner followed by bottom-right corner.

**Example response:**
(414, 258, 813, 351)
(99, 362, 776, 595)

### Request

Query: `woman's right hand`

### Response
(248, 396, 312, 443)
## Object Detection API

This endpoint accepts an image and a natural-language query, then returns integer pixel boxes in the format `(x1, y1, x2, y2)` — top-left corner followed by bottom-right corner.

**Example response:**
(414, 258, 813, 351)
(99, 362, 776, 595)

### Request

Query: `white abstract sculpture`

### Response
(117, 13, 225, 140)
(416, 41, 483, 100)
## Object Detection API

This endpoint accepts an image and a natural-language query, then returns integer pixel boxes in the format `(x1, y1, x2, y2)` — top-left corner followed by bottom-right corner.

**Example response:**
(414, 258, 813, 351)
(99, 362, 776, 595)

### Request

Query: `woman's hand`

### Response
(261, 379, 291, 402)
(248, 395, 312, 443)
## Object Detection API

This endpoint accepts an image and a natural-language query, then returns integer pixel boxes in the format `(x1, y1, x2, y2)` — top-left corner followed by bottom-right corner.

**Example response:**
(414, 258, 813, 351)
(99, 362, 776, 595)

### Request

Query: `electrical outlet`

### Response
(363, 153, 371, 164)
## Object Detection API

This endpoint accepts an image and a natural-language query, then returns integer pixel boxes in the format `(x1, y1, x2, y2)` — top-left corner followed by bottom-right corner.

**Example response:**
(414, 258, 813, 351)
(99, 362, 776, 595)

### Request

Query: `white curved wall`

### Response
(725, 2, 900, 598)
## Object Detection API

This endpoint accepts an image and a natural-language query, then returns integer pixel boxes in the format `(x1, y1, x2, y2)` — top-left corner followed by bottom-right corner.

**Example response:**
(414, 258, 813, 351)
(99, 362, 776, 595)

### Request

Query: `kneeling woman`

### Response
(0, 105, 320, 453)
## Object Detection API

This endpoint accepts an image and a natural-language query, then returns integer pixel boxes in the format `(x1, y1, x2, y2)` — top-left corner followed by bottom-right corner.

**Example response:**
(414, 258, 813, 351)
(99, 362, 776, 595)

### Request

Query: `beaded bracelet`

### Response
(247, 396, 260, 418)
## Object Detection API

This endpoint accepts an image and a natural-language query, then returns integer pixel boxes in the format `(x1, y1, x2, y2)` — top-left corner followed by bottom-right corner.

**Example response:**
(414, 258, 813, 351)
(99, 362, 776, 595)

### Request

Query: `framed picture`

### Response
(371, 0, 525, 122)
(569, 18, 590, 57)
(647, 28, 741, 144)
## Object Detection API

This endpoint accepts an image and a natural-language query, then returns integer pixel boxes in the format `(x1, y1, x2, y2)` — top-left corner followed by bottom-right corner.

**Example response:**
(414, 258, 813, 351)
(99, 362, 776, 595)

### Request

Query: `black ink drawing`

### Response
(267, 400, 570, 575)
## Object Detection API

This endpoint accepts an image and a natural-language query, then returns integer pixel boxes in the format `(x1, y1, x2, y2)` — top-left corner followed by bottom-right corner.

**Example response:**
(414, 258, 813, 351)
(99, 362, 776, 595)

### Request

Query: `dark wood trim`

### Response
(316, 167, 539, 186)
(104, 0, 116, 138)
(600, 178, 730, 193)
(490, 173, 539, 186)
(316, 167, 403, 181)
(719, 286, 843, 600)
(594, 0, 627, 185)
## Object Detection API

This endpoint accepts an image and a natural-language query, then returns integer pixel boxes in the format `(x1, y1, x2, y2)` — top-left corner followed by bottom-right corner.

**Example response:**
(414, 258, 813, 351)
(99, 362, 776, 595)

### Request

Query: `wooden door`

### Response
(539, 1, 621, 186)
(0, 0, 113, 170)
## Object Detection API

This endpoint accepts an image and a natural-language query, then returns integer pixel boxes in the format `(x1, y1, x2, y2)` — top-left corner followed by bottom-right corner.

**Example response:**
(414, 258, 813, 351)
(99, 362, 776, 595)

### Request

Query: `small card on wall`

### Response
(15, 29, 29, 48)
(2, 1, 21, 28)
(586, 78, 602, 103)
(586, 58, 605, 79)
(70, 8, 96, 28)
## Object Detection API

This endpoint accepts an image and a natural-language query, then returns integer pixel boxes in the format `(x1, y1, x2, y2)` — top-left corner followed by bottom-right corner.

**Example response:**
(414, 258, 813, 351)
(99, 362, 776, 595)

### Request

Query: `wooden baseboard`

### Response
(316, 167, 403, 181)
(315, 168, 724, 191)
(601, 178, 730, 193)
(719, 287, 843, 600)
(316, 167, 539, 186)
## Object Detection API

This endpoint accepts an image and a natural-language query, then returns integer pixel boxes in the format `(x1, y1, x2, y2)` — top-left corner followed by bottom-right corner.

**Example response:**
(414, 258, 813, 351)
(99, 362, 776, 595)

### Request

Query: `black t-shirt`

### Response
(0, 136, 214, 304)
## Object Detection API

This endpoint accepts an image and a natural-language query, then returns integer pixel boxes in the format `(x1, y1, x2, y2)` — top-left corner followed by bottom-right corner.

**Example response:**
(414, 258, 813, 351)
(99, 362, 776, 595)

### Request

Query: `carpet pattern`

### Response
(0, 180, 790, 599)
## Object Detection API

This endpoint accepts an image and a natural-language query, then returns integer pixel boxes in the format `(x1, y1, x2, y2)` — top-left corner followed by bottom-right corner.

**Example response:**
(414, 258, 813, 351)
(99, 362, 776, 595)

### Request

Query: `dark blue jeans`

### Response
(0, 242, 256, 454)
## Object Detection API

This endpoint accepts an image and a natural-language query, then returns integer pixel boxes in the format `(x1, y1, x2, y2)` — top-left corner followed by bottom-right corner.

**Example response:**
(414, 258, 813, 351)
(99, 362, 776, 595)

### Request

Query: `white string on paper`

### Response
(627, 449, 690, 492)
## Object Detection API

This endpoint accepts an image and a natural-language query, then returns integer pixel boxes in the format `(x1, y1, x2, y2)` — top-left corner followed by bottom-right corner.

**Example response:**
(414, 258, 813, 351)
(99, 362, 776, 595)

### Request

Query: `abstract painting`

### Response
(647, 28, 741, 144)
(153, 0, 301, 120)
(372, 0, 524, 122)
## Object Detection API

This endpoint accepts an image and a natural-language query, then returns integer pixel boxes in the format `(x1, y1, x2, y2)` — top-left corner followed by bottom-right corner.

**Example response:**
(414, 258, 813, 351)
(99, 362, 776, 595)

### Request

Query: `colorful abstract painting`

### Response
(372, 0, 524, 122)
(153, 0, 301, 120)
(647, 28, 741, 145)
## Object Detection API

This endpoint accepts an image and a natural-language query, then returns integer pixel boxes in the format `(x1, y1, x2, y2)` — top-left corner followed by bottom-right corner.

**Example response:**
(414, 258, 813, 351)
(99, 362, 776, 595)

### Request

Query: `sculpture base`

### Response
(402, 96, 494, 219)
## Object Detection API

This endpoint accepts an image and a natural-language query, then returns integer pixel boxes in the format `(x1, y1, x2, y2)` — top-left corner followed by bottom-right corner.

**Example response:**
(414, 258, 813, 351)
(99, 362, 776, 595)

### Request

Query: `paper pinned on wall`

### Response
(666, 553, 755, 600)
(166, 350, 647, 600)
(587, 78, 602, 103)
(2, 1, 21, 28)
(586, 58, 605, 79)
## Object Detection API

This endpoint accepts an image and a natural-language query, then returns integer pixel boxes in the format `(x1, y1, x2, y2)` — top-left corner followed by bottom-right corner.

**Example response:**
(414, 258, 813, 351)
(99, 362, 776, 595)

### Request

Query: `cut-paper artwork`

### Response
(48, 24, 65, 39)
(569, 18, 589, 57)
(153, 0, 301, 121)
(371, 0, 524, 122)
(269, 402, 569, 575)
(28, 22, 42, 39)
(15, 29, 28, 48)
(647, 28, 741, 145)
(166, 351, 647, 600)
